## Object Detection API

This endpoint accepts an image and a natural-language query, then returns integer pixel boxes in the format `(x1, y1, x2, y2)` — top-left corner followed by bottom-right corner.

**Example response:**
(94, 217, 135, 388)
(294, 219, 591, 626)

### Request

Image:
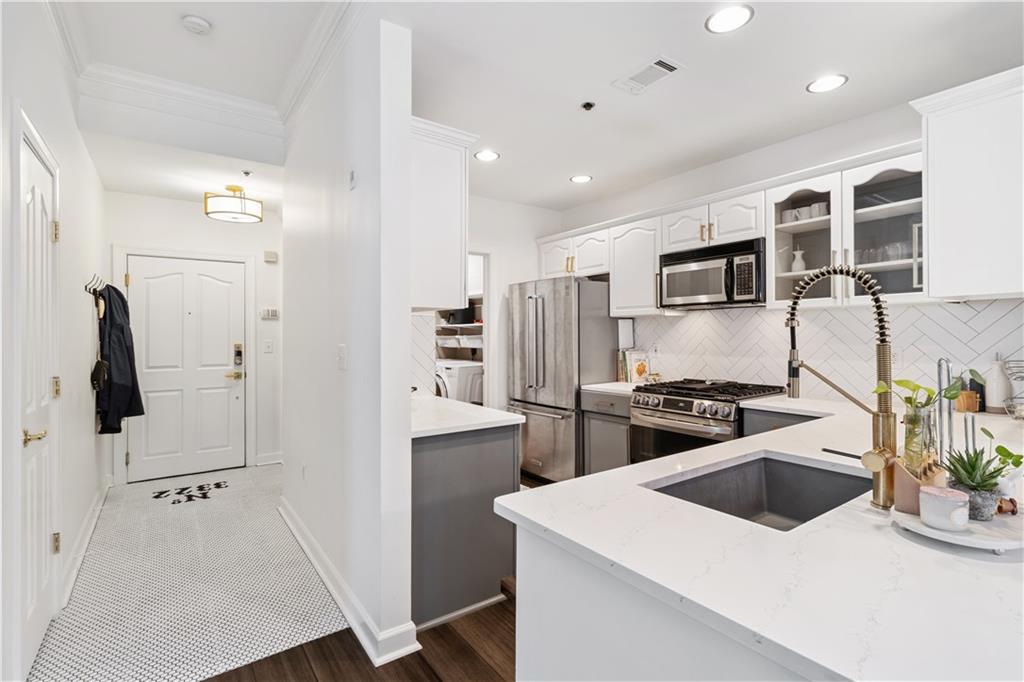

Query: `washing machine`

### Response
(434, 360, 484, 404)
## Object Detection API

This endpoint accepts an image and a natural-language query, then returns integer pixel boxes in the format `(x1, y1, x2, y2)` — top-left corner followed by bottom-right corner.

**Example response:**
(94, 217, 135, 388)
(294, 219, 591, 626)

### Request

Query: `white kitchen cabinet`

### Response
(661, 205, 709, 252)
(571, 229, 610, 276)
(467, 253, 484, 298)
(410, 117, 477, 310)
(609, 217, 661, 317)
(841, 153, 926, 305)
(765, 172, 843, 309)
(708, 190, 765, 244)
(539, 238, 573, 278)
(912, 67, 1024, 300)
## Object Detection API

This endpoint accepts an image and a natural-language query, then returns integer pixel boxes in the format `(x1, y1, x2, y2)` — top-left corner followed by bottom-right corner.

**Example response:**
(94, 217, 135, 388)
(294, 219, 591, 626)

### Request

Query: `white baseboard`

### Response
(256, 451, 284, 466)
(62, 476, 111, 606)
(278, 496, 421, 666)
(416, 594, 506, 632)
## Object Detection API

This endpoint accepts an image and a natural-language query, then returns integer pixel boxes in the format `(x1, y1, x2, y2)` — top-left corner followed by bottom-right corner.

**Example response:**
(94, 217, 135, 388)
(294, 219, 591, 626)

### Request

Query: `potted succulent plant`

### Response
(942, 447, 1008, 521)
(980, 427, 1023, 497)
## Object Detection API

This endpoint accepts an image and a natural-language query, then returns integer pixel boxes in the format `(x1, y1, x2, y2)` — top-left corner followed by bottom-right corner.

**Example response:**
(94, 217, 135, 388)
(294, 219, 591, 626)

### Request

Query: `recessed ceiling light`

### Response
(474, 149, 500, 162)
(806, 74, 849, 93)
(182, 15, 212, 36)
(569, 175, 593, 184)
(705, 5, 754, 34)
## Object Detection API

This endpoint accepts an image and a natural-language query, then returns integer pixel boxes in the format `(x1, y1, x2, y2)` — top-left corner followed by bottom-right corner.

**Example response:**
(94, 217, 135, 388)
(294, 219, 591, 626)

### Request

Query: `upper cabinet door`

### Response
(571, 229, 610, 276)
(609, 218, 662, 317)
(765, 173, 843, 309)
(912, 69, 1023, 301)
(539, 238, 573, 279)
(841, 153, 926, 305)
(661, 205, 709, 252)
(410, 117, 477, 310)
(708, 191, 765, 244)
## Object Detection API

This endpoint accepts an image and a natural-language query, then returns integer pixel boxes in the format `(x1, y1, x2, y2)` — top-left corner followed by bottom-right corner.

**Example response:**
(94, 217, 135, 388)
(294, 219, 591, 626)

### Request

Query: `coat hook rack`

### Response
(84, 274, 107, 295)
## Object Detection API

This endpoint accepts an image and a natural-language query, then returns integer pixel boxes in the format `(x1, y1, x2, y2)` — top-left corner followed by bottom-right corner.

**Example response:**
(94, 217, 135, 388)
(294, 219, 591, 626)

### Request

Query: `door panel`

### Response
(571, 230, 609, 276)
(539, 238, 572, 278)
(534, 276, 576, 410)
(510, 402, 576, 482)
(609, 218, 661, 316)
(507, 281, 536, 404)
(18, 133, 59, 679)
(709, 191, 765, 244)
(127, 256, 245, 481)
(662, 205, 709, 251)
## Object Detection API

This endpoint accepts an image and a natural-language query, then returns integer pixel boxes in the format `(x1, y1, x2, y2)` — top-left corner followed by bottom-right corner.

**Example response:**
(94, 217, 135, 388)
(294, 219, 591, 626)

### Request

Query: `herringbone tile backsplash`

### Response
(411, 312, 437, 394)
(634, 299, 1024, 399)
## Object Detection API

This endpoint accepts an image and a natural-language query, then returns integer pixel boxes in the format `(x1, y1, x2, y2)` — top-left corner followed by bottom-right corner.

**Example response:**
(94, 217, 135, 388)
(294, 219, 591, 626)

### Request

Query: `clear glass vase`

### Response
(902, 404, 938, 477)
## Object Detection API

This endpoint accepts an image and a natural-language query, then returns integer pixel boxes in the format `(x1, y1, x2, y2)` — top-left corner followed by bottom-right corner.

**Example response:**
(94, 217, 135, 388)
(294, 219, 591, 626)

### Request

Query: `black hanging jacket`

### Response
(96, 285, 144, 433)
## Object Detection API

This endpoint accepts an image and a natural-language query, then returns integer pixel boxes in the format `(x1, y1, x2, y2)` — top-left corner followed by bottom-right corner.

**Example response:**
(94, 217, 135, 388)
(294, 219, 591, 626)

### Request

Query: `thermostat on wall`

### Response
(260, 308, 280, 320)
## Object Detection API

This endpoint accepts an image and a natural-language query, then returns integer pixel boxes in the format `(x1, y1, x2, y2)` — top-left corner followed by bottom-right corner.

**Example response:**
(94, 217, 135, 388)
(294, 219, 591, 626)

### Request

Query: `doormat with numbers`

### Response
(27, 465, 348, 682)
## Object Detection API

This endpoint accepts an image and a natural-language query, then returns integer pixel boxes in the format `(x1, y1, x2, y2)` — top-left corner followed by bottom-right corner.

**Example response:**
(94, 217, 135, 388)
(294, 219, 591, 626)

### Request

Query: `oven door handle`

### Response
(631, 410, 735, 438)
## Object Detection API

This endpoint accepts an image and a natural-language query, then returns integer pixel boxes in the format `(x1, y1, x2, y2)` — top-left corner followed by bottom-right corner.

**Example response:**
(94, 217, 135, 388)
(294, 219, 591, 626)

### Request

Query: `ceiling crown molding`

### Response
(911, 65, 1024, 114)
(44, 1, 91, 77)
(278, 1, 365, 123)
(78, 63, 285, 137)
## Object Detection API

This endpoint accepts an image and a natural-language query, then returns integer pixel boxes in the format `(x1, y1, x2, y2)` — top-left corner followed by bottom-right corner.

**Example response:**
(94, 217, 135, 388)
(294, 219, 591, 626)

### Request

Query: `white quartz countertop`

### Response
(495, 395, 1024, 680)
(411, 395, 524, 439)
(579, 382, 639, 397)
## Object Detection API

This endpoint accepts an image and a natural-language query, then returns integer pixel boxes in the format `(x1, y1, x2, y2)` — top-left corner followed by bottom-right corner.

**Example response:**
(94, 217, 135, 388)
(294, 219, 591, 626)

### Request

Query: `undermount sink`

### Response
(651, 453, 872, 531)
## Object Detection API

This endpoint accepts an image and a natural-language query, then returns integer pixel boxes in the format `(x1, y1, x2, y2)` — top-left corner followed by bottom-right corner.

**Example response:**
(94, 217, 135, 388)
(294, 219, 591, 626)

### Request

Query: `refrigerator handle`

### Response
(535, 295, 545, 388)
(526, 295, 536, 388)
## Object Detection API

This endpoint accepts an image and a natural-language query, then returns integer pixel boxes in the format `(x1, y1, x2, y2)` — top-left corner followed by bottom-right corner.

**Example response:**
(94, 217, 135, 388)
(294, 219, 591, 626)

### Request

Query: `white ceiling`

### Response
(84, 132, 283, 211)
(68, 2, 1023, 212)
(69, 2, 324, 104)
(388, 2, 1024, 210)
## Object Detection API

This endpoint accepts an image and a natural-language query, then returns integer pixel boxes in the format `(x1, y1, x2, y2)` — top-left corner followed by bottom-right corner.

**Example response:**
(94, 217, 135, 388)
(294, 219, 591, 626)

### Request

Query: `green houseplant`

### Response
(942, 448, 1007, 521)
(980, 427, 1023, 497)
(873, 373, 982, 477)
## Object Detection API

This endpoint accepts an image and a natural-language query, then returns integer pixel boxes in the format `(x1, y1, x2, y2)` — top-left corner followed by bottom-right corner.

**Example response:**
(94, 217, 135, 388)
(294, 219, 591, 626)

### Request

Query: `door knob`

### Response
(224, 371, 243, 380)
(22, 429, 47, 447)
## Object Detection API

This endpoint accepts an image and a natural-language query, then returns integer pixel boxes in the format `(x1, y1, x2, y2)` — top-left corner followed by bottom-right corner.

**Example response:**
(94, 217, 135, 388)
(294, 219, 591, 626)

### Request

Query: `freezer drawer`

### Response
(508, 401, 577, 482)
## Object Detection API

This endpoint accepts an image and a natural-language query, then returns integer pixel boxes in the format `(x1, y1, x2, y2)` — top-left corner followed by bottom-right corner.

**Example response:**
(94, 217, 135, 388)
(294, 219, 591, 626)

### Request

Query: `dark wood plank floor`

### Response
(209, 594, 515, 682)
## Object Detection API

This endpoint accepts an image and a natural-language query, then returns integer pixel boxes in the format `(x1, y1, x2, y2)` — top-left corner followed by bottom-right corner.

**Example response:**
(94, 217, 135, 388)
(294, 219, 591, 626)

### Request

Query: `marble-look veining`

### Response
(495, 396, 1024, 680)
(411, 394, 524, 438)
(579, 382, 639, 397)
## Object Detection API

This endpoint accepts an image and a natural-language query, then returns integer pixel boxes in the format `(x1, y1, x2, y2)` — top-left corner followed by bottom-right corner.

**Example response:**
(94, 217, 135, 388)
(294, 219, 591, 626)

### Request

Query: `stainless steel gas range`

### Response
(629, 379, 784, 464)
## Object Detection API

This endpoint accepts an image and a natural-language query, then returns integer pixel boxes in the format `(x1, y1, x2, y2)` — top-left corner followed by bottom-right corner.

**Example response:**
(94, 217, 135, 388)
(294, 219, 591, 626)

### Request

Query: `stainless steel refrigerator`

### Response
(507, 276, 618, 481)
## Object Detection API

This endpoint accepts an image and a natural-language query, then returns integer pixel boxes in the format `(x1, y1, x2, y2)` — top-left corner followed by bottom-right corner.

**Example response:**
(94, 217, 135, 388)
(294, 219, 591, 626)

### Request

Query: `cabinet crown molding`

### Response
(911, 66, 1024, 114)
(411, 116, 479, 147)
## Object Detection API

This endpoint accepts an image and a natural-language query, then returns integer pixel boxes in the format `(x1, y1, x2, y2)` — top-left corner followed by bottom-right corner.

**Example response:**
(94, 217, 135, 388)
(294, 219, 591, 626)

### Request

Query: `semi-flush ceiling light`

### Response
(204, 185, 263, 223)
(569, 175, 593, 184)
(806, 74, 848, 93)
(474, 149, 500, 162)
(182, 15, 212, 35)
(705, 5, 754, 34)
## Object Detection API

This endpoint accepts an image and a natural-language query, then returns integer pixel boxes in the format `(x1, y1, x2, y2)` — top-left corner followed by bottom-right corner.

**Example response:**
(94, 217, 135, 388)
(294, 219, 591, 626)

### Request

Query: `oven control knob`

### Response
(719, 405, 732, 419)
(695, 402, 706, 415)
(706, 403, 719, 416)
(649, 396, 661, 408)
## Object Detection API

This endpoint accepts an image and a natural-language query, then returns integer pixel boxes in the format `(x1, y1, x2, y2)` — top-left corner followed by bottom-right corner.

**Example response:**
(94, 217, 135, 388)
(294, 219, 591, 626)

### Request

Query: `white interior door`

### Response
(126, 256, 246, 482)
(18, 133, 60, 677)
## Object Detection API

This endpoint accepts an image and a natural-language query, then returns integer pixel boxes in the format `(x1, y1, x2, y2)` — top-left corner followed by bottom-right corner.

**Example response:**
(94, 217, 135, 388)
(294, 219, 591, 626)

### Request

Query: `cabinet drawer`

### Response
(580, 390, 631, 417)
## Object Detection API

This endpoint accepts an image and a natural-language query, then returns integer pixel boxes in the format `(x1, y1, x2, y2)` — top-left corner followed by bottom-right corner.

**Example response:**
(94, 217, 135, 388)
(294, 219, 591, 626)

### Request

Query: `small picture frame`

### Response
(625, 351, 651, 384)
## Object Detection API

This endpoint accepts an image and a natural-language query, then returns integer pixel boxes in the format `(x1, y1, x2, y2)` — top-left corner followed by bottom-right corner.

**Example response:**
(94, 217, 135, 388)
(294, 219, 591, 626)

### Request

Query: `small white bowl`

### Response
(920, 485, 970, 532)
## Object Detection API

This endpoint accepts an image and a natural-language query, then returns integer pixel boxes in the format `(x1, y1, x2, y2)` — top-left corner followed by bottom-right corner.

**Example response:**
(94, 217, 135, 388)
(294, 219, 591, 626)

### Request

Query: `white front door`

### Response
(18, 133, 60, 677)
(126, 256, 246, 482)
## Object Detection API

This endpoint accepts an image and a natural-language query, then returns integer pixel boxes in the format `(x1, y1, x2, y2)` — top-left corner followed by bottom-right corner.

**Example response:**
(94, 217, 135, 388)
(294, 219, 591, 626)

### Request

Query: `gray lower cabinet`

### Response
(741, 408, 819, 436)
(412, 425, 518, 626)
(580, 389, 631, 475)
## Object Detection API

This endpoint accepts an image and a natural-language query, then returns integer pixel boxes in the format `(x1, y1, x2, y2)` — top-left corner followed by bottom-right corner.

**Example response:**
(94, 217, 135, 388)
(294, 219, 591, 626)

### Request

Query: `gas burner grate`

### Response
(636, 379, 784, 401)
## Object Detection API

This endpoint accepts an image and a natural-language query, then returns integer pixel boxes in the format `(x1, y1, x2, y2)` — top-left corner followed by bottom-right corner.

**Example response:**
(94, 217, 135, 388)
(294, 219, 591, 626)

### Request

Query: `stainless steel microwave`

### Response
(659, 238, 765, 309)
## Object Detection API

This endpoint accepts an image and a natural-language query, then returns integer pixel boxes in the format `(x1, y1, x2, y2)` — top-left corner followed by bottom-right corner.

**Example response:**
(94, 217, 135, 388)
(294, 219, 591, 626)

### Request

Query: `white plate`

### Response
(892, 509, 1023, 554)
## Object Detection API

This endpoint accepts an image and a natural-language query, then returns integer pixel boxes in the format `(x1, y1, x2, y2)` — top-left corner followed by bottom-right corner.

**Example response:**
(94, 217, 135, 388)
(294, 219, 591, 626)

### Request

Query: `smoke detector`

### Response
(612, 57, 682, 95)
(182, 15, 212, 36)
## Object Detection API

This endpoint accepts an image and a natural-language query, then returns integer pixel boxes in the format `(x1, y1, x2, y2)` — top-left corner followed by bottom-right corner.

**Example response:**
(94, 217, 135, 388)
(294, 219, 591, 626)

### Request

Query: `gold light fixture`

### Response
(204, 185, 263, 223)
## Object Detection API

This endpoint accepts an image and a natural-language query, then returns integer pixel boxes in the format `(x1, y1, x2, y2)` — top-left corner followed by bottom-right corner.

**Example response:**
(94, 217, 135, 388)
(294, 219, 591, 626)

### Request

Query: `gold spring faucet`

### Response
(785, 265, 896, 510)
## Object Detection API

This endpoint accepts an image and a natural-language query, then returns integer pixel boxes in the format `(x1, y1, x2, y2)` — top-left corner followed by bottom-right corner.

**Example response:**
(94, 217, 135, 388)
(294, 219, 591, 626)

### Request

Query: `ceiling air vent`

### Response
(612, 57, 683, 95)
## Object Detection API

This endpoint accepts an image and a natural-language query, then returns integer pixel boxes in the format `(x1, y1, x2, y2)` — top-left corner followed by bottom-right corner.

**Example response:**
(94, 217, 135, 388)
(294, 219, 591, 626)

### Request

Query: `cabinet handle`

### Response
(912, 222, 923, 289)
(655, 271, 661, 309)
(708, 220, 715, 241)
(570, 255, 576, 273)
(564, 256, 570, 273)
(699, 223, 706, 242)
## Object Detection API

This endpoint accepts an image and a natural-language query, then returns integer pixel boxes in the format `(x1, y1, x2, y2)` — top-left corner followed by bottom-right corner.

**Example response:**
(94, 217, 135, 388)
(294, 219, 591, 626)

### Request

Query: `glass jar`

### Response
(903, 404, 938, 477)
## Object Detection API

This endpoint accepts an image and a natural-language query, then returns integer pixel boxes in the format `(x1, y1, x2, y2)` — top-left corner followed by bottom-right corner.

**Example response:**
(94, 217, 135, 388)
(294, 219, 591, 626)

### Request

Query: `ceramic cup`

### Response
(919, 485, 970, 531)
(809, 201, 828, 217)
(793, 206, 812, 220)
(781, 209, 798, 223)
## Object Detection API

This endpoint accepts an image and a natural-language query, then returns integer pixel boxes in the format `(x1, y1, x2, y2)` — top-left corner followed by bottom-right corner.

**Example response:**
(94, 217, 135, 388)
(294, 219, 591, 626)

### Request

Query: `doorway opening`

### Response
(433, 253, 487, 405)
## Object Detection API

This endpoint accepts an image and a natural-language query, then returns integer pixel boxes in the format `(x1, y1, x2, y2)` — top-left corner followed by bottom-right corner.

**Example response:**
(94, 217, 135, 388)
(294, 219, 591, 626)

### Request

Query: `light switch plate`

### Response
(263, 340, 273, 354)
(337, 344, 348, 371)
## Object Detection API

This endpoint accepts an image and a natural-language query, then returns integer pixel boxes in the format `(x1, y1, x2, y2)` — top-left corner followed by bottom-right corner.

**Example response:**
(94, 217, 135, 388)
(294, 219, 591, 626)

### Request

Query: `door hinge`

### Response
(52, 532, 61, 554)
(51, 220, 60, 243)
(124, 273, 131, 287)
(125, 450, 130, 466)
(52, 376, 61, 398)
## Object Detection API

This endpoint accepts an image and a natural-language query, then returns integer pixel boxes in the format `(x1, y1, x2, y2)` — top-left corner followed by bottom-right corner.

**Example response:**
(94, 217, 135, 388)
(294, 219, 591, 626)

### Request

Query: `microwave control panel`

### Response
(733, 255, 756, 300)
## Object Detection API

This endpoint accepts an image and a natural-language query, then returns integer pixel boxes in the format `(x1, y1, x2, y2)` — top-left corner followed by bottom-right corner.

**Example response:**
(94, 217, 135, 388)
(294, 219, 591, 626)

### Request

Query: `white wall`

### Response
(280, 12, 416, 665)
(562, 104, 922, 230)
(2, 3, 106, 676)
(468, 195, 563, 407)
(102, 191, 283, 465)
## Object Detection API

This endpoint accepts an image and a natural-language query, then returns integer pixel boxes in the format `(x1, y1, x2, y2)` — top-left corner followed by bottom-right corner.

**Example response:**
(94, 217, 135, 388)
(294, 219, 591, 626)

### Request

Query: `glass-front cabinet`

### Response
(841, 153, 925, 304)
(765, 172, 842, 308)
(766, 152, 927, 309)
